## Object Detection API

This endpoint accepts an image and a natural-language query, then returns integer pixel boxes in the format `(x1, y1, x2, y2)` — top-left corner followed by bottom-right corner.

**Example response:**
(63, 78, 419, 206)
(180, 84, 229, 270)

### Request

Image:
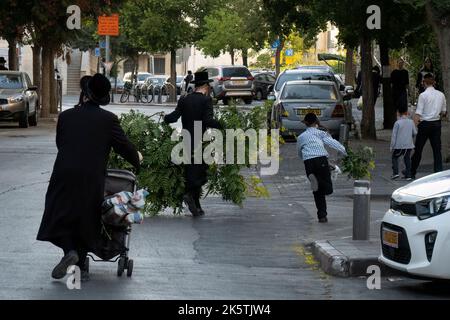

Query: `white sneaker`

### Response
(308, 174, 319, 192)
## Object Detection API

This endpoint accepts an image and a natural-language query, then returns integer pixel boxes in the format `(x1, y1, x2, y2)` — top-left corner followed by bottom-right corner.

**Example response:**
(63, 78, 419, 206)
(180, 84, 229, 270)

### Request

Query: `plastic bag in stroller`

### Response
(87, 169, 138, 277)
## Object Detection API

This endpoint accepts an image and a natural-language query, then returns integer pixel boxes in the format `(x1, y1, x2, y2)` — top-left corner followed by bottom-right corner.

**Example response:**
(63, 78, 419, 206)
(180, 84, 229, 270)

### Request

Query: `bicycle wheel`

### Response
(120, 91, 130, 103)
(141, 87, 149, 103)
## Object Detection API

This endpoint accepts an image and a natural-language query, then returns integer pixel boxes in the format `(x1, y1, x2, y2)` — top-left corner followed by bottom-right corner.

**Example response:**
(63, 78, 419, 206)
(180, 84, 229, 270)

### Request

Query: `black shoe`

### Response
(183, 194, 200, 217)
(52, 250, 79, 279)
(318, 217, 328, 223)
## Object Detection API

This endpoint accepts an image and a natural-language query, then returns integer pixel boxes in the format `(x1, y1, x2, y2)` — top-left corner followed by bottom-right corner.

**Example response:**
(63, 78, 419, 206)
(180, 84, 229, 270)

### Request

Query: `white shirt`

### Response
(416, 87, 447, 121)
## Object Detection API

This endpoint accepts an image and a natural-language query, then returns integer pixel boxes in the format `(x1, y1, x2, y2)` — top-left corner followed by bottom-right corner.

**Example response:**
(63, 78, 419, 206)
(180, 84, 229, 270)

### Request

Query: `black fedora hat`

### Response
(87, 73, 111, 106)
(191, 71, 213, 85)
(302, 113, 319, 126)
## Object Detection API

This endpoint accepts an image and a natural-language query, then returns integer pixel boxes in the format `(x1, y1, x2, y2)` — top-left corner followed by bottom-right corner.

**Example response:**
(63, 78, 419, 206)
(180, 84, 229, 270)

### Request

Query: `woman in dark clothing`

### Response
(37, 74, 140, 281)
(164, 71, 221, 217)
(391, 59, 410, 112)
(416, 57, 435, 94)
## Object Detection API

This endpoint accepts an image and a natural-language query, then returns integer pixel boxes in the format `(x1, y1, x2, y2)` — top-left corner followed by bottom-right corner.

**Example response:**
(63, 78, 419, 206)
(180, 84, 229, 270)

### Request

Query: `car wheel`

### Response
(19, 107, 29, 128)
(28, 106, 38, 127)
(256, 90, 263, 101)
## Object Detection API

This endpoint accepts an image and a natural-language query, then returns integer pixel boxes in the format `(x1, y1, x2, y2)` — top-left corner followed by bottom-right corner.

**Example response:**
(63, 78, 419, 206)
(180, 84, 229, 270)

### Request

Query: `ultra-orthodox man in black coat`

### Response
(37, 101, 140, 251)
(164, 92, 221, 190)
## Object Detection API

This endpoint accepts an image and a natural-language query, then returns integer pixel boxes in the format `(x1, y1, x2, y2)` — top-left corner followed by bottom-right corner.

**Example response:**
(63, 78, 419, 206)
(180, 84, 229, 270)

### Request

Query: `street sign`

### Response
(98, 14, 119, 36)
(94, 47, 101, 57)
(99, 41, 106, 49)
(271, 39, 280, 49)
(285, 49, 294, 57)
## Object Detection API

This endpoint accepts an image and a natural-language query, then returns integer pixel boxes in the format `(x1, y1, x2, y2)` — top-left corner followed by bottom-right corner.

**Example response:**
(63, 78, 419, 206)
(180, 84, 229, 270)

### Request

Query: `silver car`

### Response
(199, 65, 254, 105)
(271, 80, 346, 139)
(0, 71, 39, 128)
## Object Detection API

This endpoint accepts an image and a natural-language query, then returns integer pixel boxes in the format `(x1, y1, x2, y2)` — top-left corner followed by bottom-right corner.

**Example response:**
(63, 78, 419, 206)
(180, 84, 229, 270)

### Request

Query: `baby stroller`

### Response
(86, 169, 137, 277)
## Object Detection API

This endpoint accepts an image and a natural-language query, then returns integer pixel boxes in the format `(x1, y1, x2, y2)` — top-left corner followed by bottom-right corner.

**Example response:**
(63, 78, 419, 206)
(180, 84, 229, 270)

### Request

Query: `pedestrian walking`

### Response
(391, 59, 410, 112)
(411, 74, 447, 179)
(390, 107, 417, 180)
(184, 70, 193, 93)
(37, 73, 141, 281)
(372, 65, 382, 107)
(297, 113, 347, 223)
(416, 57, 436, 94)
(0, 57, 8, 70)
(164, 71, 222, 217)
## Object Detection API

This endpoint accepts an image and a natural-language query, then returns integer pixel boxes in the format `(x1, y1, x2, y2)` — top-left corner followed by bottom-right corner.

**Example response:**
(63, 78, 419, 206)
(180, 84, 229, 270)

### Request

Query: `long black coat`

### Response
(164, 92, 221, 190)
(37, 102, 140, 250)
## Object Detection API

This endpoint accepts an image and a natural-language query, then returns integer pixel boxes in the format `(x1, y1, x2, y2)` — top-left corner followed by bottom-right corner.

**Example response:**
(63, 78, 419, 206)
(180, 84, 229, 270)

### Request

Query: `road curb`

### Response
(311, 240, 402, 277)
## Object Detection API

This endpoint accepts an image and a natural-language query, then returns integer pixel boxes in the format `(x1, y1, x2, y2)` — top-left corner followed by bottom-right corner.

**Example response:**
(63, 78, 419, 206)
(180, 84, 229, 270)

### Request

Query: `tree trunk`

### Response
(40, 46, 51, 118)
(49, 48, 58, 114)
(344, 47, 355, 86)
(32, 45, 41, 109)
(242, 48, 248, 67)
(380, 42, 395, 129)
(360, 35, 376, 140)
(230, 49, 235, 65)
(425, 3, 450, 161)
(7, 38, 18, 71)
(275, 41, 284, 77)
(169, 48, 177, 103)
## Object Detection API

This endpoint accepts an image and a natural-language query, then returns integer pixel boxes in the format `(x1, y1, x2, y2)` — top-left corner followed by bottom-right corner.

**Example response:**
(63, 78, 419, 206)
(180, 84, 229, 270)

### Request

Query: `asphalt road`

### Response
(1, 101, 449, 300)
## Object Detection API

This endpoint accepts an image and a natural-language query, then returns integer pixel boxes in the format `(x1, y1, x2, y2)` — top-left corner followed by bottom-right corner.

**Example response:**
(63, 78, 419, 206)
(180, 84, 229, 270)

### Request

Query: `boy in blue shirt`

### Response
(297, 113, 347, 223)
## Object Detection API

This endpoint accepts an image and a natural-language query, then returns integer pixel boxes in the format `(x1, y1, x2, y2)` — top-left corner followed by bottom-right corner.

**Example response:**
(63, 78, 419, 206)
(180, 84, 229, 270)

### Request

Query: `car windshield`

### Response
(223, 67, 251, 78)
(281, 84, 337, 100)
(150, 78, 165, 84)
(138, 74, 150, 81)
(275, 72, 334, 91)
(0, 74, 23, 89)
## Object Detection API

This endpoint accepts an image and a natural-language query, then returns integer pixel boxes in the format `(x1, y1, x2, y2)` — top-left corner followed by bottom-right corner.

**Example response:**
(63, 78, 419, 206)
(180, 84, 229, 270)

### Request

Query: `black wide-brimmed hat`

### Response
(191, 71, 213, 85)
(0, 57, 6, 64)
(87, 73, 111, 106)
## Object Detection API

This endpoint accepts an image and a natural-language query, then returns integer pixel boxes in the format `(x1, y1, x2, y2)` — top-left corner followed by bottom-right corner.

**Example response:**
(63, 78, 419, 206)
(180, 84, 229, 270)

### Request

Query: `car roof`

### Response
(0, 71, 23, 76)
(202, 65, 249, 69)
(281, 68, 333, 75)
(284, 80, 336, 86)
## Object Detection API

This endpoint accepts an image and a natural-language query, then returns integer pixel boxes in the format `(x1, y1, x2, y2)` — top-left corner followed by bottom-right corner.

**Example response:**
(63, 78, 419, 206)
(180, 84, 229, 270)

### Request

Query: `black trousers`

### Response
(392, 149, 412, 177)
(304, 157, 333, 219)
(411, 120, 442, 176)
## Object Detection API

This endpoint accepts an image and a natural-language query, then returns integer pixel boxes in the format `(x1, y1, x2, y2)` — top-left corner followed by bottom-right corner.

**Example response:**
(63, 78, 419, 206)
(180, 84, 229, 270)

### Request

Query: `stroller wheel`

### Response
(84, 257, 90, 273)
(127, 259, 134, 277)
(117, 257, 126, 277)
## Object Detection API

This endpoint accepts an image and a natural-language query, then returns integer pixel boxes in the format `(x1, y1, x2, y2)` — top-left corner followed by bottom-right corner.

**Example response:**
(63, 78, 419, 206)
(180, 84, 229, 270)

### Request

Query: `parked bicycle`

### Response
(120, 82, 143, 103)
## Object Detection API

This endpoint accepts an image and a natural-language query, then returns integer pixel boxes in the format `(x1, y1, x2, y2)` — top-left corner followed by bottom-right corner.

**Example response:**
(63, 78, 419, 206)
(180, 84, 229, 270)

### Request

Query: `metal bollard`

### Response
(157, 88, 162, 104)
(339, 124, 349, 145)
(353, 180, 371, 240)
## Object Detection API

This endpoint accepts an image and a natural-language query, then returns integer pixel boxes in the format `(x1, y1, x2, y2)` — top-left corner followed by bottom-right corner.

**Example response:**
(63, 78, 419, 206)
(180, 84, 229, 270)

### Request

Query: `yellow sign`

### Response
(98, 14, 119, 36)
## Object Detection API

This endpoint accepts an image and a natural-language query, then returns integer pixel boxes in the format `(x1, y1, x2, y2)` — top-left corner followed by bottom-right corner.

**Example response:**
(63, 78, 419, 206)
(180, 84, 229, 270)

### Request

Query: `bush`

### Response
(341, 146, 375, 180)
(108, 102, 272, 215)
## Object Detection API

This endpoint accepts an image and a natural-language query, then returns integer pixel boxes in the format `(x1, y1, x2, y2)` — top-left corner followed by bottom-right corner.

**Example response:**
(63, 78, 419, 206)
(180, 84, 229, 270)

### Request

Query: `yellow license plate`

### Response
(297, 108, 321, 116)
(382, 229, 399, 248)
(231, 80, 245, 85)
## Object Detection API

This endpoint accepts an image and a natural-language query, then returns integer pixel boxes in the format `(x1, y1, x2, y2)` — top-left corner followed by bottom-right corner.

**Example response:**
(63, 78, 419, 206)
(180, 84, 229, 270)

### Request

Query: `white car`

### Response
(379, 170, 450, 280)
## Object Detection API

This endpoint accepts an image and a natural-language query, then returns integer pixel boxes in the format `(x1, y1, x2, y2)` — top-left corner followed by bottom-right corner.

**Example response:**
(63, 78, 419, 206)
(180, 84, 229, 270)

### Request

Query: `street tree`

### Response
(122, 0, 213, 102)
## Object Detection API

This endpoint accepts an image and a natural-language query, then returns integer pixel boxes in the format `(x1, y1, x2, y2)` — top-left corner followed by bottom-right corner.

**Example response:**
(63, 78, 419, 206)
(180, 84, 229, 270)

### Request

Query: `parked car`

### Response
(123, 72, 153, 85)
(198, 65, 254, 105)
(270, 80, 346, 139)
(379, 170, 450, 280)
(271, 68, 351, 99)
(0, 71, 39, 128)
(110, 77, 125, 94)
(252, 72, 276, 101)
